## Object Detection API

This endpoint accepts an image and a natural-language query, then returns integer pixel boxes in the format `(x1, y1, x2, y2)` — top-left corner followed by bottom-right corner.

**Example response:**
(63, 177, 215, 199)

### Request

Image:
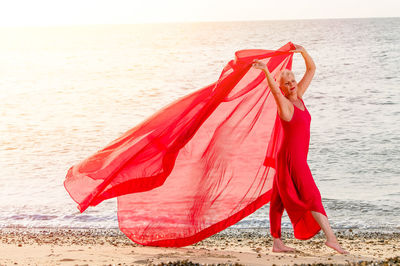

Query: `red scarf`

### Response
(64, 41, 295, 247)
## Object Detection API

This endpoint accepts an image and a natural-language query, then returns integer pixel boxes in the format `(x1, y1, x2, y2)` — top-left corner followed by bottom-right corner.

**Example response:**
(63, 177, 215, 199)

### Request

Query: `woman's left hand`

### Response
(289, 43, 306, 53)
(252, 59, 267, 71)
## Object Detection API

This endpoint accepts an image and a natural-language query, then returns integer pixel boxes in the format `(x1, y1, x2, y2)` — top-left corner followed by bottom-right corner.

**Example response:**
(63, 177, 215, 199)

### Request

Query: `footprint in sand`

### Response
(59, 258, 75, 262)
(133, 259, 149, 264)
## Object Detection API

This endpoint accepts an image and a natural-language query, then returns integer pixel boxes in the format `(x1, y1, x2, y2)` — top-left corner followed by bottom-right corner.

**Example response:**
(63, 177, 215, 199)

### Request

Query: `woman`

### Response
(252, 44, 348, 254)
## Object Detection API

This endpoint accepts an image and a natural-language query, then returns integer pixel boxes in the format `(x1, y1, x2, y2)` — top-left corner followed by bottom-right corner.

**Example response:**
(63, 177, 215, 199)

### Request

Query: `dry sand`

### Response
(0, 227, 399, 265)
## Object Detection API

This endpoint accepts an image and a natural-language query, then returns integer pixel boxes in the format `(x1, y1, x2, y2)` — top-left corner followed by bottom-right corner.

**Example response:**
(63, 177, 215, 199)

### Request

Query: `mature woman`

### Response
(252, 44, 348, 254)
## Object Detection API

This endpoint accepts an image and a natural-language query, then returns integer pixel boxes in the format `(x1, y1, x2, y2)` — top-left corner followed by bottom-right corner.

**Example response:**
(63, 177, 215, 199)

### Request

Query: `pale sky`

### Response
(0, 0, 399, 27)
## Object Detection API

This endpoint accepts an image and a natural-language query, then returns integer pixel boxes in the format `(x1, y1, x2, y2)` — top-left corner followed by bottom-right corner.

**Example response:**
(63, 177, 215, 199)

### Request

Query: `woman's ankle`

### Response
(326, 235, 339, 243)
(272, 235, 282, 241)
(273, 237, 284, 244)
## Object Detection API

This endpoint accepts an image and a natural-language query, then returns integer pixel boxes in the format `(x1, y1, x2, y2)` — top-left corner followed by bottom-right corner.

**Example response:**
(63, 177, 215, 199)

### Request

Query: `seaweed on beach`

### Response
(154, 257, 400, 266)
(292, 256, 400, 266)
(153, 259, 245, 266)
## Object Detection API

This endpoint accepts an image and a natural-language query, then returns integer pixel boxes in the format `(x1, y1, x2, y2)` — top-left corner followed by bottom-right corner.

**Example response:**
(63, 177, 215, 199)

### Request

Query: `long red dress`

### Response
(64, 42, 306, 247)
(269, 97, 327, 240)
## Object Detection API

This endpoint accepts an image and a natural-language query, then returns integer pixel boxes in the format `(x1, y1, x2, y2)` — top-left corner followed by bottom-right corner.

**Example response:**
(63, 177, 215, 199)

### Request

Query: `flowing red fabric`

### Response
(64, 41, 296, 247)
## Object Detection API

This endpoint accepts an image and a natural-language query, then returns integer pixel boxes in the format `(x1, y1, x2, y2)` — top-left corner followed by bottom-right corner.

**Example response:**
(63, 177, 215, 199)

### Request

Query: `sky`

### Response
(0, 0, 399, 27)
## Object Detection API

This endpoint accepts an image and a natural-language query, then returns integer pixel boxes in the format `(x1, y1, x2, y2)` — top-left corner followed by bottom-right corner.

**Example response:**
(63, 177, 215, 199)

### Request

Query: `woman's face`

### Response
(279, 73, 297, 97)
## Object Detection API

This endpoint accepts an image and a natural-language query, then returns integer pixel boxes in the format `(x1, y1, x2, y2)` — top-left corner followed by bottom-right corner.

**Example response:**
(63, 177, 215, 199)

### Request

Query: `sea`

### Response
(0, 17, 399, 233)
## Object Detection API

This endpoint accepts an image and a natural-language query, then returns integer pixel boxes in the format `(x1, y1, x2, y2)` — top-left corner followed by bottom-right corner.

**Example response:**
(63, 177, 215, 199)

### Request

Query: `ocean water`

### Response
(0, 17, 399, 232)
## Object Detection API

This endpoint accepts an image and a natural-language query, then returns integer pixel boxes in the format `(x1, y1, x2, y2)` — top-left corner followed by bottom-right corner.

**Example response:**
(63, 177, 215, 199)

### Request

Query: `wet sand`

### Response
(0, 228, 399, 265)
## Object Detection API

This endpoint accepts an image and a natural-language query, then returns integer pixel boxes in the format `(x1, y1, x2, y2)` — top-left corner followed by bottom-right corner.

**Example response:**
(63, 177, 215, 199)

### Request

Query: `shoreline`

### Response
(0, 227, 399, 265)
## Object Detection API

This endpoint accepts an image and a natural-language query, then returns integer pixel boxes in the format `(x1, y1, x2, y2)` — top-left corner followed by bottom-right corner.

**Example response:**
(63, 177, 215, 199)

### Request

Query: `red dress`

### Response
(269, 97, 327, 240)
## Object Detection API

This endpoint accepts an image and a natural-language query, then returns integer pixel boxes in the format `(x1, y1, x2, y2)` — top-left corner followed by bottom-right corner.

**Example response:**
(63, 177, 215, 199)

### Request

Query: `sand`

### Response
(0, 227, 399, 265)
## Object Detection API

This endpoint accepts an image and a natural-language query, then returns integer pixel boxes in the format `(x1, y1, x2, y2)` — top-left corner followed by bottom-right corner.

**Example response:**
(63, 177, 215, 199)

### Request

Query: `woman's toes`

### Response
(272, 244, 297, 253)
(325, 241, 349, 254)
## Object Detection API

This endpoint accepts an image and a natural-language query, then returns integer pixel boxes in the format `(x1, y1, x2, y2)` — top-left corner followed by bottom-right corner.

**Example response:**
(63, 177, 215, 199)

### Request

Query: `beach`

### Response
(1, 228, 399, 265)
(0, 18, 399, 266)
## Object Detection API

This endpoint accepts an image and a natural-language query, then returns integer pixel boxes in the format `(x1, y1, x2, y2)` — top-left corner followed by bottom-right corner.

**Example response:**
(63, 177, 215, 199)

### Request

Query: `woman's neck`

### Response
(287, 94, 298, 102)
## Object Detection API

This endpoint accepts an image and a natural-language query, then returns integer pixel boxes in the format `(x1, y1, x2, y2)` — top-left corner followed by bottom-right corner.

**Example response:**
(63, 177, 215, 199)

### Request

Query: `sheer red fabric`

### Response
(64, 41, 296, 247)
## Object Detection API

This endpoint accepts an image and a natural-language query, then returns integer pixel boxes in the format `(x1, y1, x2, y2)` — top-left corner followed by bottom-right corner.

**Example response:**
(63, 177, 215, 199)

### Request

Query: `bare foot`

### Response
(325, 240, 349, 254)
(272, 238, 297, 253)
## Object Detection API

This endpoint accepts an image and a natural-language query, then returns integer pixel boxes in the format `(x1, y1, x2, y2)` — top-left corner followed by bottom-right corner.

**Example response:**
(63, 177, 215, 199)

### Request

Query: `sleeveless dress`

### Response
(269, 97, 327, 240)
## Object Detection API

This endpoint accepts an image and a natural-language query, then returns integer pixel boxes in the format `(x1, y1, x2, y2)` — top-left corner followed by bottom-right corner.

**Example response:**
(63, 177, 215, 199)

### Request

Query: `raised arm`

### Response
(290, 45, 316, 98)
(252, 59, 292, 120)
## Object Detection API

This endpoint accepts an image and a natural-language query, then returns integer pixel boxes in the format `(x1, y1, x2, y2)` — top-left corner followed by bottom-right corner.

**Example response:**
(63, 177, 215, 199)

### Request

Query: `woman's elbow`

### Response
(307, 66, 316, 72)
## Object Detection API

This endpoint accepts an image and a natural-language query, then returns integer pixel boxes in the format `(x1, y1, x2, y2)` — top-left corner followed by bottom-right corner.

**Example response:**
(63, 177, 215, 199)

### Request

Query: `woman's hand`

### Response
(289, 43, 306, 53)
(252, 59, 267, 71)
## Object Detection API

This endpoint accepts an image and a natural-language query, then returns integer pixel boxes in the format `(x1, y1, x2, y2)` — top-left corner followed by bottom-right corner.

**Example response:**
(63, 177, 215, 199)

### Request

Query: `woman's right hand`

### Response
(252, 59, 267, 71)
(289, 43, 306, 53)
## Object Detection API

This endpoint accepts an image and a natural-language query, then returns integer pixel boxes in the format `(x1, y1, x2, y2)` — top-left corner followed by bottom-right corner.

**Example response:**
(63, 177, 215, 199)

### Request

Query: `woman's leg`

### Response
(270, 178, 296, 252)
(310, 211, 348, 254)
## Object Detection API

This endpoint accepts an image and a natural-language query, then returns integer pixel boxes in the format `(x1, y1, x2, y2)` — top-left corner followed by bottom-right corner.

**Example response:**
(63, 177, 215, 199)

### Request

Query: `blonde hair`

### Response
(278, 69, 295, 86)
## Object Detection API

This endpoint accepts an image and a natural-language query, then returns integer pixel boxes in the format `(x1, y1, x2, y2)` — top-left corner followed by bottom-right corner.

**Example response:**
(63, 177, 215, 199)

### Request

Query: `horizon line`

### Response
(0, 15, 398, 29)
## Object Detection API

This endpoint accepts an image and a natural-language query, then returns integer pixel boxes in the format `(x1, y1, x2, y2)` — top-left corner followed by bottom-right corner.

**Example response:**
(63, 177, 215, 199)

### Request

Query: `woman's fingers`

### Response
(290, 43, 304, 52)
(252, 60, 266, 70)
(293, 44, 302, 49)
